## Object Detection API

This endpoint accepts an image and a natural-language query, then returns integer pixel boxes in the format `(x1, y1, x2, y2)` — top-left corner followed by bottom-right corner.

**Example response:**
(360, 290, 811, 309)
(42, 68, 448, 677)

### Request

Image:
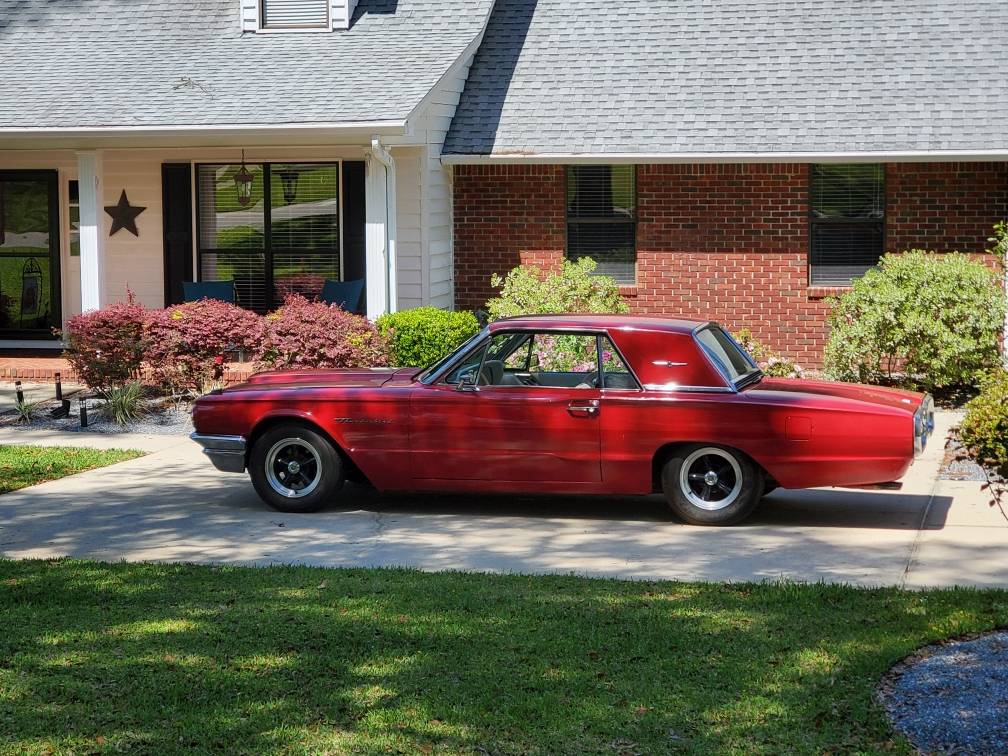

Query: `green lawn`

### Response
(0, 446, 143, 494)
(0, 561, 1005, 754)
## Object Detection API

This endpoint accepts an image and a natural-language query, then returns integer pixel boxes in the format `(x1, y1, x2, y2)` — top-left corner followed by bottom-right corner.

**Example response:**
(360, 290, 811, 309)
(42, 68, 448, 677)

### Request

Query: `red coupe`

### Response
(191, 315, 934, 525)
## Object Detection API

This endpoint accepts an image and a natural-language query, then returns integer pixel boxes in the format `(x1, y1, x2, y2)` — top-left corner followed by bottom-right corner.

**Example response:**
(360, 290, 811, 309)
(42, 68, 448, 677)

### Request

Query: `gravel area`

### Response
(940, 434, 990, 482)
(881, 631, 1008, 754)
(0, 395, 192, 436)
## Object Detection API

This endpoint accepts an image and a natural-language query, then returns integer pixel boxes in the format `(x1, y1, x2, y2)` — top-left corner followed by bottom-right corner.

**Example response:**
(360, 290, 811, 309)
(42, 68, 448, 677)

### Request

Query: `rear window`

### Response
(694, 326, 759, 385)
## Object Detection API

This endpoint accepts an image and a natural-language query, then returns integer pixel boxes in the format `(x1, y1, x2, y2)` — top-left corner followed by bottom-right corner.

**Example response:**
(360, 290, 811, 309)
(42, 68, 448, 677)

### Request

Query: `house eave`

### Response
(0, 120, 409, 150)
(441, 149, 1008, 166)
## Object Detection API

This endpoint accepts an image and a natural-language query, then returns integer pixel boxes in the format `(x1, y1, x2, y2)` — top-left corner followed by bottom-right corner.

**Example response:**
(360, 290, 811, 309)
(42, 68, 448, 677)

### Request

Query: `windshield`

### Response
(417, 328, 488, 383)
(694, 325, 762, 387)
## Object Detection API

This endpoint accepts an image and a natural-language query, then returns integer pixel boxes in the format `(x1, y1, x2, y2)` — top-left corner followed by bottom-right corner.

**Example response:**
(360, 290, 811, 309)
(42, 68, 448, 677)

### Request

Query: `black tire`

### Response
(762, 482, 779, 497)
(660, 444, 762, 526)
(248, 424, 344, 513)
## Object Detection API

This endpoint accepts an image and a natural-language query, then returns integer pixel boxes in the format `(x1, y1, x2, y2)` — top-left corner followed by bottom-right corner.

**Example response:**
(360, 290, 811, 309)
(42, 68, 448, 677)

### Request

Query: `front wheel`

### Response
(661, 445, 762, 526)
(249, 425, 344, 513)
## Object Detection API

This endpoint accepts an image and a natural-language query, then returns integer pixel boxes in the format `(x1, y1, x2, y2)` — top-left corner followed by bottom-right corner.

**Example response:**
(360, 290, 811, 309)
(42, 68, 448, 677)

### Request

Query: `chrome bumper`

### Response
(913, 394, 936, 457)
(190, 433, 247, 473)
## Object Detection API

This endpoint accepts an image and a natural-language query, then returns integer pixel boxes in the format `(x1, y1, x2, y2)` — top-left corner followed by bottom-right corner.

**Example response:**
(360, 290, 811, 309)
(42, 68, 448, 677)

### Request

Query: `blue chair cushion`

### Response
(320, 279, 365, 314)
(182, 281, 236, 304)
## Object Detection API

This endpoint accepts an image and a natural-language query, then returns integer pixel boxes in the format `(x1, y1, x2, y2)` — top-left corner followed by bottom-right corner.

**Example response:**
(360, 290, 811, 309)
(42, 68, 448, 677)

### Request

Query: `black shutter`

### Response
(162, 163, 193, 306)
(341, 161, 367, 310)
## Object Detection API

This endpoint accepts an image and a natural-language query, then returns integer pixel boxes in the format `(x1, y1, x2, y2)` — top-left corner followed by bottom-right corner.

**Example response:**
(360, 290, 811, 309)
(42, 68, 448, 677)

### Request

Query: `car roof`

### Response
(488, 314, 708, 335)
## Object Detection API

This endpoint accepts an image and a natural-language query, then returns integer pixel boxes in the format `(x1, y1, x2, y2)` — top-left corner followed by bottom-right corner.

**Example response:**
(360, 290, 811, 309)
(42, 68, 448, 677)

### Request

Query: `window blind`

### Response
(196, 163, 341, 312)
(261, 0, 329, 28)
(566, 165, 636, 284)
(810, 164, 884, 286)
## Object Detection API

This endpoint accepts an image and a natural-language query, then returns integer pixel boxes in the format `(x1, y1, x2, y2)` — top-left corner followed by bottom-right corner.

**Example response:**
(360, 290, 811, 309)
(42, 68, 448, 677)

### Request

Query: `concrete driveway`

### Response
(0, 412, 1005, 588)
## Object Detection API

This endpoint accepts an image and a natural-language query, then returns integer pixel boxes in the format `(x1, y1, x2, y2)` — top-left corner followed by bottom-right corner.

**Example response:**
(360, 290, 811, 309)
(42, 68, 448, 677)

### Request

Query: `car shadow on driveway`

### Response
(334, 484, 952, 531)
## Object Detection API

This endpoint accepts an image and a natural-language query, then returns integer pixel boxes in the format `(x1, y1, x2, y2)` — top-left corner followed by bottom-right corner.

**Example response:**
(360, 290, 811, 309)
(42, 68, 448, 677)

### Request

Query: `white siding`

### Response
(410, 53, 479, 309)
(393, 148, 423, 310)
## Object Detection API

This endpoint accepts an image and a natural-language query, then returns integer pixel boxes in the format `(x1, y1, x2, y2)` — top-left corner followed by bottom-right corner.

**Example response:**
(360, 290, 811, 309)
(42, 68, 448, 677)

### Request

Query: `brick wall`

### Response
(453, 162, 1008, 366)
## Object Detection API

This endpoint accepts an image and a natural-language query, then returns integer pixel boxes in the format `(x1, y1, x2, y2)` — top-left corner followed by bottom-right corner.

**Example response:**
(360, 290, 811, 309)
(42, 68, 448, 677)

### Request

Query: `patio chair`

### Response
(320, 278, 365, 314)
(182, 280, 236, 304)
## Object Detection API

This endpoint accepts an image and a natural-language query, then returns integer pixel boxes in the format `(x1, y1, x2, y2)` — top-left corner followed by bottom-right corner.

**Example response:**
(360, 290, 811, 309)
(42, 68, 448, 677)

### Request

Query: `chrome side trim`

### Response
(190, 432, 247, 473)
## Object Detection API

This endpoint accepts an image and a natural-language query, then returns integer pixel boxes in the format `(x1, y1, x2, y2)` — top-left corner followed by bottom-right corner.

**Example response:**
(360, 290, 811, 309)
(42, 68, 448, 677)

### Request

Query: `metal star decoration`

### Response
(105, 190, 146, 237)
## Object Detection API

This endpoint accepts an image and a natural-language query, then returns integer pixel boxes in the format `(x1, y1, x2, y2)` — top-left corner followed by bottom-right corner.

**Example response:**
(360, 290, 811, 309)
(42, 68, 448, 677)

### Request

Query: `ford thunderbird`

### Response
(191, 315, 934, 525)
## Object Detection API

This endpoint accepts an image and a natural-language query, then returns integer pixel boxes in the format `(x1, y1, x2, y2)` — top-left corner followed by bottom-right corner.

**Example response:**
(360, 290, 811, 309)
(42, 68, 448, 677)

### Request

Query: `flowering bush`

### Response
(823, 250, 1005, 390)
(487, 257, 628, 321)
(733, 327, 803, 379)
(255, 294, 388, 371)
(376, 307, 480, 367)
(144, 299, 262, 395)
(62, 292, 147, 394)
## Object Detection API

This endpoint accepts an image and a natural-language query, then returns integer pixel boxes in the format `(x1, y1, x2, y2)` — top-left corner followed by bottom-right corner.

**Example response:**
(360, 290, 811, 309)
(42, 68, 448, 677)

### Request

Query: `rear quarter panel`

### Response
(599, 388, 915, 492)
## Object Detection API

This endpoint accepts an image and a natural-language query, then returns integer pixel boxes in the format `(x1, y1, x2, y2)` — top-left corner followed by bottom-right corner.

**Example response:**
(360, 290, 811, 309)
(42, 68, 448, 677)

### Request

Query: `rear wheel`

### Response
(661, 445, 762, 525)
(249, 425, 343, 513)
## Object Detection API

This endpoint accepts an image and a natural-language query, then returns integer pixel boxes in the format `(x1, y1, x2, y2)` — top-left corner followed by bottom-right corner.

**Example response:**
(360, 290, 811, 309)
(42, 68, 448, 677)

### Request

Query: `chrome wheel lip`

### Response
(265, 438, 322, 499)
(679, 447, 743, 511)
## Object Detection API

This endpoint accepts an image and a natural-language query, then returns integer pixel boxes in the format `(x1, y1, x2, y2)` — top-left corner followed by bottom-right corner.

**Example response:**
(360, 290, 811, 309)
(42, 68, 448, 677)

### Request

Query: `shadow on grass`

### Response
(1, 560, 1006, 754)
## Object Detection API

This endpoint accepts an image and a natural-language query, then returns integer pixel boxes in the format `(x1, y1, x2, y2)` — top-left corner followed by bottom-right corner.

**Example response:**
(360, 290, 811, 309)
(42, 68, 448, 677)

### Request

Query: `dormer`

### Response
(240, 0, 360, 32)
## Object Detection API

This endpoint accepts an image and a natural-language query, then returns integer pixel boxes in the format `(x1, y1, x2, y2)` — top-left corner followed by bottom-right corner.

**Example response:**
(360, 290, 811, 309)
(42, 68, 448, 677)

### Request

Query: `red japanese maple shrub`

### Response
(255, 294, 388, 370)
(144, 299, 262, 395)
(62, 292, 147, 394)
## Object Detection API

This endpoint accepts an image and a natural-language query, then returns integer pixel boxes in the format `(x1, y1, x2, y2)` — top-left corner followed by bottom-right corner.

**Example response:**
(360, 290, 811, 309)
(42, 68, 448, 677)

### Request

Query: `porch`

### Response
(0, 139, 440, 349)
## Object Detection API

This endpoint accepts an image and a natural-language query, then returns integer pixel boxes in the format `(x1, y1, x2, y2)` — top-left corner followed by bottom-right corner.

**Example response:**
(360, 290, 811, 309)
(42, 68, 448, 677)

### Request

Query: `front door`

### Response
(410, 331, 603, 484)
(0, 171, 61, 340)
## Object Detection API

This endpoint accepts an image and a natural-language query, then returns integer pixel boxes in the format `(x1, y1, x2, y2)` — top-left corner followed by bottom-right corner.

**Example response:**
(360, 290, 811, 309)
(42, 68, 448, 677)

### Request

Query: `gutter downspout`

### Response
(370, 137, 397, 317)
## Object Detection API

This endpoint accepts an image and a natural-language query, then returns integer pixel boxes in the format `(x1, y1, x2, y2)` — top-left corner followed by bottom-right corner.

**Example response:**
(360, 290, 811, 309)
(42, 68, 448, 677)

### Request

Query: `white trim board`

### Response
(442, 149, 1008, 165)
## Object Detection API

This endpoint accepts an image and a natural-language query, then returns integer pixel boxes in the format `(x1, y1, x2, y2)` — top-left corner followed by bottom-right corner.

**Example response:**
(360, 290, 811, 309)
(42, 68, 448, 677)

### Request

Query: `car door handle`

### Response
(567, 400, 600, 418)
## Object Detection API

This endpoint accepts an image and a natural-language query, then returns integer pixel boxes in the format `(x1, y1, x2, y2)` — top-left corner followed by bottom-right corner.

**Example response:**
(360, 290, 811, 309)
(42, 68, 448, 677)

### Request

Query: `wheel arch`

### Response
(247, 414, 370, 486)
(650, 441, 768, 493)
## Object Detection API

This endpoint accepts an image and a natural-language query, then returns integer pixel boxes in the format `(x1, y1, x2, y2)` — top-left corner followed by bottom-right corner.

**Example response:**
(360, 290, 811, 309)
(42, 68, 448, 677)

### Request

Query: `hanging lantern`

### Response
(277, 167, 300, 205)
(234, 150, 254, 207)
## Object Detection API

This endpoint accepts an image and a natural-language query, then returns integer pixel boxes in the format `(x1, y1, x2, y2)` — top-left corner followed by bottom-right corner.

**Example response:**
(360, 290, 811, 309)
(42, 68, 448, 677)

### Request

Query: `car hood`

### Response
(229, 367, 419, 391)
(746, 377, 924, 412)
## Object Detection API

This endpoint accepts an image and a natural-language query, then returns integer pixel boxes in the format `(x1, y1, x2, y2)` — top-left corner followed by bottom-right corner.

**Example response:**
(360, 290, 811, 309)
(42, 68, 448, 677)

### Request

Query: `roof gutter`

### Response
(0, 120, 408, 149)
(441, 149, 1008, 166)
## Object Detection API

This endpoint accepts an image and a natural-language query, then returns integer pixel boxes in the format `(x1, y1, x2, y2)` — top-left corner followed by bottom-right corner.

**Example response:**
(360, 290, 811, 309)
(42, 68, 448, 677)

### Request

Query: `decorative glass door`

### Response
(0, 171, 61, 339)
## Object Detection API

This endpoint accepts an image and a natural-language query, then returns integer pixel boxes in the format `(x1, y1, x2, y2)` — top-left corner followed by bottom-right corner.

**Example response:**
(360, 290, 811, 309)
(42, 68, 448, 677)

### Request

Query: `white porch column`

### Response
(76, 151, 105, 312)
(365, 138, 397, 320)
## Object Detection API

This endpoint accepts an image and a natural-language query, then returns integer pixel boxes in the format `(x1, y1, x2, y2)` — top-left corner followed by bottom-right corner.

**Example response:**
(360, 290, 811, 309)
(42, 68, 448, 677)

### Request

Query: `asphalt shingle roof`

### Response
(0, 0, 492, 128)
(443, 0, 1008, 157)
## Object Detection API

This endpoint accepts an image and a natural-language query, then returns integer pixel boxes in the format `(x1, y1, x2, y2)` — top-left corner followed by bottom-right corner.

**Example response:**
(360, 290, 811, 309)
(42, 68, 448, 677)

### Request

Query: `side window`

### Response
(599, 337, 638, 389)
(530, 334, 598, 387)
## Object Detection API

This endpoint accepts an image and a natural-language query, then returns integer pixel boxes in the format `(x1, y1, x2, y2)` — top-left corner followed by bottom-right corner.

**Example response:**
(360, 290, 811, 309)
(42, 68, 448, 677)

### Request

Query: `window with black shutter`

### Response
(566, 165, 636, 284)
(809, 164, 885, 286)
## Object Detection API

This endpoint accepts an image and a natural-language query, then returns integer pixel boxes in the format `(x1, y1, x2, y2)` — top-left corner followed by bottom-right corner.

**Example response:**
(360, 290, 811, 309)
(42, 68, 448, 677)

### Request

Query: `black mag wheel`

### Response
(661, 445, 762, 526)
(249, 425, 343, 513)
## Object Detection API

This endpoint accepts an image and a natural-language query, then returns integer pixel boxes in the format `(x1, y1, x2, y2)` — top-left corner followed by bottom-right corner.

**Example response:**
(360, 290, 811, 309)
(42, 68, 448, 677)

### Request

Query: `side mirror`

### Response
(456, 370, 480, 392)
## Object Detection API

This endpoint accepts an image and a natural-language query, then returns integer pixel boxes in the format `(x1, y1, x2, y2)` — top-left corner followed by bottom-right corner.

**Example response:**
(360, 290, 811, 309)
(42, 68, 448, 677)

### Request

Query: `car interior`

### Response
(446, 331, 640, 390)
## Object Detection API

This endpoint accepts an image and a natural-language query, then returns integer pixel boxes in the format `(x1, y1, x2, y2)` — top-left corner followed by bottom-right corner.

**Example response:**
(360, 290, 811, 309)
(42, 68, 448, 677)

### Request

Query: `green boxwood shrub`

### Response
(959, 370, 1008, 475)
(486, 257, 628, 321)
(823, 250, 1006, 391)
(377, 307, 480, 367)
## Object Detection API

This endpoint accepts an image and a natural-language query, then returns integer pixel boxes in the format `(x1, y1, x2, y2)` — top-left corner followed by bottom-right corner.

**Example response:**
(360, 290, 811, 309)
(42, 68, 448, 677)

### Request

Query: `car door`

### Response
(410, 331, 602, 483)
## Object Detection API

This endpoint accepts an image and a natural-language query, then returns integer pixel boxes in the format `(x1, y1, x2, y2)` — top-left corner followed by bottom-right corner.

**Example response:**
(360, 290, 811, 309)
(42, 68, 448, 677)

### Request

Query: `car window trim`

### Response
(596, 333, 643, 392)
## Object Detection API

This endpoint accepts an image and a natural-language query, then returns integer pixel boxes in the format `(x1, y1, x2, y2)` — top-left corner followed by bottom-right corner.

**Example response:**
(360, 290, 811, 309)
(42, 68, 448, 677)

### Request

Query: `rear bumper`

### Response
(190, 433, 247, 473)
